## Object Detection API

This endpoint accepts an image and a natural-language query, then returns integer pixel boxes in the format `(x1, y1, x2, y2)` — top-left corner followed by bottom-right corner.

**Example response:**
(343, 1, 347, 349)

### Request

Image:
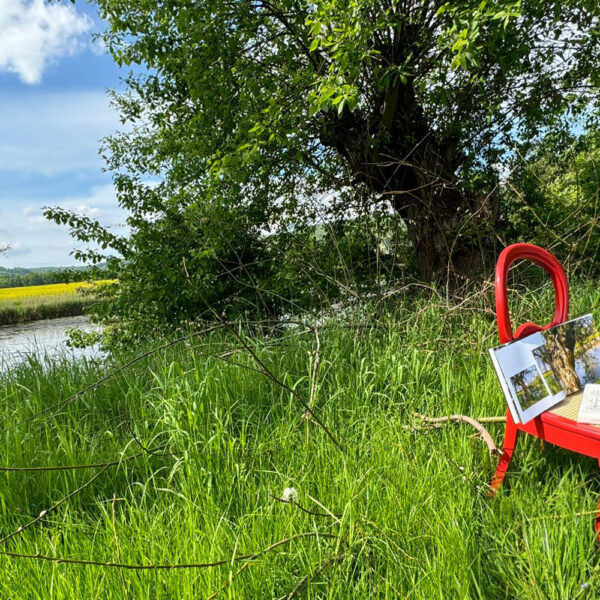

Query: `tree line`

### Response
(0, 265, 116, 289)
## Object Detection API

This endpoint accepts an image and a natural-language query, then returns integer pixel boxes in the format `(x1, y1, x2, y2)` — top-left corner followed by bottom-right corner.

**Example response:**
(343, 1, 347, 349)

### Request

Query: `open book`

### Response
(489, 314, 600, 424)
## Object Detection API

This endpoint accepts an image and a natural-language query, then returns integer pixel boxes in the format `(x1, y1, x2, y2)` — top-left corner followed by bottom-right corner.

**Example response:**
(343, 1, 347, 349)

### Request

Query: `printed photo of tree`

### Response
(510, 365, 550, 410)
(533, 315, 600, 396)
(532, 346, 566, 395)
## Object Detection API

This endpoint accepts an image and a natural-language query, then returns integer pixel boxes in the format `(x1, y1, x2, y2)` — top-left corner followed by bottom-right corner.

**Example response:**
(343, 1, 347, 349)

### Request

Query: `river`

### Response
(0, 316, 102, 370)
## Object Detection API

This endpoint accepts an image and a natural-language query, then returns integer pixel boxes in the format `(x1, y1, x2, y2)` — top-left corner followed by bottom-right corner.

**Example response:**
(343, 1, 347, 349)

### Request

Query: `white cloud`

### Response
(0, 184, 129, 268)
(0, 0, 92, 84)
(0, 91, 120, 175)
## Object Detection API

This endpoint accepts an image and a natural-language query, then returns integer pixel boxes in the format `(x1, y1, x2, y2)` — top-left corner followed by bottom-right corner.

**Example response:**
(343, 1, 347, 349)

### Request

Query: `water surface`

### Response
(0, 316, 101, 370)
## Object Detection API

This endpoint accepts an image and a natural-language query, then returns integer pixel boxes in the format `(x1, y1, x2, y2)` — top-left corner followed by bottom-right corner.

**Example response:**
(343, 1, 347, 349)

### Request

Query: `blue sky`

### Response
(0, 0, 127, 268)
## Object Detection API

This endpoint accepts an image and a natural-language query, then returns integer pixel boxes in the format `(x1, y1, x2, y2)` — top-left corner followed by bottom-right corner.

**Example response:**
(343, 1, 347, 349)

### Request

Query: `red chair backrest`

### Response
(495, 243, 569, 344)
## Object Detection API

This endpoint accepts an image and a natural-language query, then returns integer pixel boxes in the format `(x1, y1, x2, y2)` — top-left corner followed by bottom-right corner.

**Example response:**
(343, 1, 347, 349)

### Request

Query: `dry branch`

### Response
(0, 465, 111, 546)
(287, 554, 346, 599)
(269, 494, 339, 518)
(183, 258, 344, 451)
(411, 412, 502, 455)
(0, 532, 341, 570)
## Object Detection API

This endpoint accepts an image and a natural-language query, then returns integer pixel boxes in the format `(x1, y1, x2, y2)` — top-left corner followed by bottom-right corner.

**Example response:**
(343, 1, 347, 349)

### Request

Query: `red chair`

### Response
(491, 243, 600, 538)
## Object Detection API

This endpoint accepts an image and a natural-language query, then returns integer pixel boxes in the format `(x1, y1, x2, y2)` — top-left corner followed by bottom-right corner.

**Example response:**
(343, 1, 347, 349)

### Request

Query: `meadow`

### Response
(0, 282, 102, 326)
(1, 282, 600, 598)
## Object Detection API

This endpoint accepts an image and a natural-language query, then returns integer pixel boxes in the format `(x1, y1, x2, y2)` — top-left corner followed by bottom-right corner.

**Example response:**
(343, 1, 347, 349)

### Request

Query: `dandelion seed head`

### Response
(281, 487, 298, 503)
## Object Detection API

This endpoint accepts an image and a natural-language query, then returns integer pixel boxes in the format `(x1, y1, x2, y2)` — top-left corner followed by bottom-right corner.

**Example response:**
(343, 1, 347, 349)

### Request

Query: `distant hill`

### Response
(0, 264, 90, 275)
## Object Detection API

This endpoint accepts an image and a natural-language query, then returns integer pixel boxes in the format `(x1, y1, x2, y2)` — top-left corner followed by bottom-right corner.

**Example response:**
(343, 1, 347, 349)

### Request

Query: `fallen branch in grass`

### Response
(0, 322, 227, 437)
(0, 442, 172, 472)
(184, 258, 344, 452)
(408, 412, 502, 456)
(0, 532, 341, 570)
(1, 318, 300, 438)
(0, 453, 140, 472)
(208, 561, 251, 600)
(414, 413, 506, 424)
(0, 442, 175, 545)
(362, 519, 418, 562)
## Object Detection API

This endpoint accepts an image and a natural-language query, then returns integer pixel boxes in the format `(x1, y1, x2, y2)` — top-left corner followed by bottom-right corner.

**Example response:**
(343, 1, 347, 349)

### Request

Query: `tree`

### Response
(512, 371, 535, 407)
(75, 0, 600, 277)
(45, 1, 600, 336)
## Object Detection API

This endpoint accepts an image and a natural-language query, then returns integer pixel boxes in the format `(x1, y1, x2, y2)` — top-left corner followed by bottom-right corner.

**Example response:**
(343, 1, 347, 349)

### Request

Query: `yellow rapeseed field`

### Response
(0, 280, 116, 326)
(0, 282, 92, 302)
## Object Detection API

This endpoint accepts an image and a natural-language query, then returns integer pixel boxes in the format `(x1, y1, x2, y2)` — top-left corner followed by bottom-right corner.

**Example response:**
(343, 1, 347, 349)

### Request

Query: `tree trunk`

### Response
(513, 372, 534, 407)
(545, 324, 581, 395)
(388, 177, 487, 284)
(319, 80, 494, 284)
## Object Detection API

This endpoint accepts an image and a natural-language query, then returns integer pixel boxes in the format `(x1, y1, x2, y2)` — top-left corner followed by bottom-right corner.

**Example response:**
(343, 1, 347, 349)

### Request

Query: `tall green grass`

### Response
(0, 281, 600, 598)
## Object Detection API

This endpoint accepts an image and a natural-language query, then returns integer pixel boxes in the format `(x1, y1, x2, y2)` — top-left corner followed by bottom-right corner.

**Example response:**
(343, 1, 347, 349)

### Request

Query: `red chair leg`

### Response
(595, 496, 600, 543)
(489, 410, 518, 496)
(596, 459, 600, 544)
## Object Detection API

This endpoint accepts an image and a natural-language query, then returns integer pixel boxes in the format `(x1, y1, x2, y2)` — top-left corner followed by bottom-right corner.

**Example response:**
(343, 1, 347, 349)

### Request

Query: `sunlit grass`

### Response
(0, 282, 599, 597)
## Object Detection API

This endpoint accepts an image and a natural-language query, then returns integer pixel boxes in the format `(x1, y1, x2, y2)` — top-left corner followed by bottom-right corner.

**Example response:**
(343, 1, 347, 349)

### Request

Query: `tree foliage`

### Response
(46, 0, 600, 338)
(502, 127, 600, 272)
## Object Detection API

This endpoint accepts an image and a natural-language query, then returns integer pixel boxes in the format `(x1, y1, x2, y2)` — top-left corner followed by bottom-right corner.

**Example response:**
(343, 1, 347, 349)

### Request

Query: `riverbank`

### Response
(0, 282, 97, 326)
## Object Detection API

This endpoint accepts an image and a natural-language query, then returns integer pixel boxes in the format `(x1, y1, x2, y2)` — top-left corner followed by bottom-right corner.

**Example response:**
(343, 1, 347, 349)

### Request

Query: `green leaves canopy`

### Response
(46, 0, 600, 333)
(93, 0, 600, 215)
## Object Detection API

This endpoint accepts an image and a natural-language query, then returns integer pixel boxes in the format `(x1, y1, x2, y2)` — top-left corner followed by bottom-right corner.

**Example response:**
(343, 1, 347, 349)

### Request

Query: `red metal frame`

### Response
(490, 243, 600, 538)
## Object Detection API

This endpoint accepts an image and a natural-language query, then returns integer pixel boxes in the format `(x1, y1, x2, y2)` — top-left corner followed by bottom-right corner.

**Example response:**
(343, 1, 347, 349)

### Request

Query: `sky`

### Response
(0, 0, 128, 268)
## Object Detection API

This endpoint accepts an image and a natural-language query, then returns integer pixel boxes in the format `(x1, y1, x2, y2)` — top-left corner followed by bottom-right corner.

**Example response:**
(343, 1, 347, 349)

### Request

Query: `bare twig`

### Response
(362, 519, 418, 562)
(0, 453, 138, 472)
(1, 323, 226, 436)
(269, 494, 340, 518)
(309, 327, 321, 410)
(208, 561, 251, 600)
(287, 554, 346, 599)
(411, 413, 501, 455)
(183, 258, 344, 451)
(0, 532, 341, 570)
(414, 413, 506, 424)
(0, 465, 112, 546)
(0, 443, 172, 472)
(112, 494, 129, 598)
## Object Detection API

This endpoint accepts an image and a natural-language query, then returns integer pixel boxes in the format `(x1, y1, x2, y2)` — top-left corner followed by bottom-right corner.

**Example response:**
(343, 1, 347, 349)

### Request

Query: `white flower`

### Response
(281, 487, 298, 503)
